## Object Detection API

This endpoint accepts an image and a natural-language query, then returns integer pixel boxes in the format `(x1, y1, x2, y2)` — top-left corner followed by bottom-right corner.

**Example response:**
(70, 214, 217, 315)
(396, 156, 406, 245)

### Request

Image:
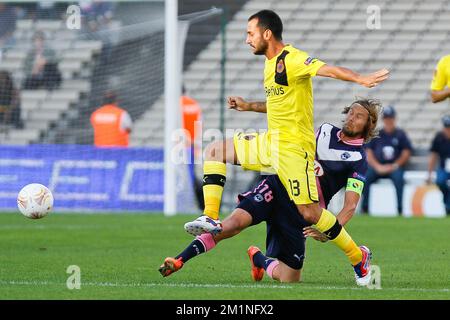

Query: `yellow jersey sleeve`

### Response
(430, 55, 450, 91)
(290, 51, 326, 79)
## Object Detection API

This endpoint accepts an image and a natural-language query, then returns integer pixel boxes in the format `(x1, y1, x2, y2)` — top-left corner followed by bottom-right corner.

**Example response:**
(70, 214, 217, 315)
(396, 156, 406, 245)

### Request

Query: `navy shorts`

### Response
(236, 175, 311, 270)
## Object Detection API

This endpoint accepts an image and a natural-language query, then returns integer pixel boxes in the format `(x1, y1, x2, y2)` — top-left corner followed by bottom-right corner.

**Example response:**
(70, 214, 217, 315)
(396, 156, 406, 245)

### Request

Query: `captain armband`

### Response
(346, 178, 365, 196)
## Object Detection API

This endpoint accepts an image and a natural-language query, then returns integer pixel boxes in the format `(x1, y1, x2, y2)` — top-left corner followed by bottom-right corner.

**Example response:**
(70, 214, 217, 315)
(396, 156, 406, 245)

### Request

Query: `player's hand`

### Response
(227, 96, 250, 111)
(303, 226, 328, 243)
(358, 68, 390, 88)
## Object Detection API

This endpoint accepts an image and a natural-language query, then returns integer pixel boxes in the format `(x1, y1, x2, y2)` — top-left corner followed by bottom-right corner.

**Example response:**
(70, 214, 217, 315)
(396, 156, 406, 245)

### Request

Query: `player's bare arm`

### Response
(228, 96, 267, 113)
(336, 191, 360, 226)
(316, 65, 390, 88)
(431, 87, 450, 103)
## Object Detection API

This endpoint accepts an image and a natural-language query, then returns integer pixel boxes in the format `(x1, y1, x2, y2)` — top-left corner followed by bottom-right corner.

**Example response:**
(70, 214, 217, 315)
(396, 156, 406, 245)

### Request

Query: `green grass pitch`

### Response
(0, 212, 449, 300)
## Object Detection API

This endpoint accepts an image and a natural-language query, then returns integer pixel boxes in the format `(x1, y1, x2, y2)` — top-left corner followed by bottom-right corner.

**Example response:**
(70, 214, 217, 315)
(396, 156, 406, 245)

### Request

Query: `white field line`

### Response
(0, 224, 174, 230)
(0, 280, 449, 293)
(0, 224, 103, 230)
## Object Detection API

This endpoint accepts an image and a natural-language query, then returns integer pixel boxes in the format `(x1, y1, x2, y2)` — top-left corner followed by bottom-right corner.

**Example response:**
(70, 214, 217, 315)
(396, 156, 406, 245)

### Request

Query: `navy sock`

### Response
(175, 239, 206, 263)
(252, 251, 276, 270)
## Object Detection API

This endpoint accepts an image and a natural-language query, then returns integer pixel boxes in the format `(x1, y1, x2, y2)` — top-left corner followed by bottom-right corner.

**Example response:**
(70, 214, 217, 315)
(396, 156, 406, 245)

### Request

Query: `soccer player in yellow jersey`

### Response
(185, 10, 389, 285)
(431, 54, 450, 103)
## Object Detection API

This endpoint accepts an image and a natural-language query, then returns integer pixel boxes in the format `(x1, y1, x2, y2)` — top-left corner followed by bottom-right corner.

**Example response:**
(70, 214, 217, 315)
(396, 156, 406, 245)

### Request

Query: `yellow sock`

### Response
(315, 209, 362, 266)
(202, 161, 227, 220)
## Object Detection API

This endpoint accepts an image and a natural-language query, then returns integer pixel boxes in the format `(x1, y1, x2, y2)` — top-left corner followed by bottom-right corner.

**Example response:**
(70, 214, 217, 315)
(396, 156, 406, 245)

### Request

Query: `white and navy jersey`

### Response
(314, 123, 368, 208)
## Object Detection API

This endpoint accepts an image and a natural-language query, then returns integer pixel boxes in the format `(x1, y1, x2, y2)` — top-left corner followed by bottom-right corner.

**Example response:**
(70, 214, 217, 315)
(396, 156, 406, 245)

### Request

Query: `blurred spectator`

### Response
(80, 0, 115, 32)
(23, 31, 61, 90)
(35, 1, 59, 20)
(80, 0, 115, 63)
(0, 4, 17, 55)
(431, 55, 450, 104)
(181, 86, 203, 209)
(427, 115, 450, 215)
(362, 106, 413, 215)
(0, 71, 22, 128)
(90, 91, 132, 147)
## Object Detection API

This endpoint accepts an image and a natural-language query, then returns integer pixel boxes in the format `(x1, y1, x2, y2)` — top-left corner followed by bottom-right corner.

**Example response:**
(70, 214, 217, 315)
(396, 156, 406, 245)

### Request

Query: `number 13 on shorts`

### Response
(285, 175, 318, 205)
(288, 179, 300, 196)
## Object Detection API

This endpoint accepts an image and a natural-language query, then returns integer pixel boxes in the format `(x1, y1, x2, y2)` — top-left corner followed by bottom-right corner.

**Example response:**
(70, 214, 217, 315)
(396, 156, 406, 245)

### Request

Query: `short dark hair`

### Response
(248, 10, 283, 41)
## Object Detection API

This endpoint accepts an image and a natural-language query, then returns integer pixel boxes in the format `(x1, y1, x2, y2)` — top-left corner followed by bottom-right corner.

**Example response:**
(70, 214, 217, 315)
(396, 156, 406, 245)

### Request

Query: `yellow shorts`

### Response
(233, 131, 318, 205)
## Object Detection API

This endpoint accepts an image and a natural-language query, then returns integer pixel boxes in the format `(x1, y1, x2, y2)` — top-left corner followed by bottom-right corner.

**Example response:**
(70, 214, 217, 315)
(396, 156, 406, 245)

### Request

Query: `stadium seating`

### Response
(0, 19, 102, 145)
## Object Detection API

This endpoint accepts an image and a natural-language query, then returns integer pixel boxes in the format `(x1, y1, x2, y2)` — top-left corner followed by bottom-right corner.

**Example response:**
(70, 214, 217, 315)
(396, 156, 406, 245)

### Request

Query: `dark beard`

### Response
(253, 42, 268, 55)
(342, 125, 359, 138)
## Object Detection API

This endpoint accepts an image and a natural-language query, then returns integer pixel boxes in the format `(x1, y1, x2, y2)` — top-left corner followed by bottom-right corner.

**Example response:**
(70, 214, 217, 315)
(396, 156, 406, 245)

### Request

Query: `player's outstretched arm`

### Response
(431, 87, 450, 103)
(228, 96, 267, 113)
(316, 65, 389, 88)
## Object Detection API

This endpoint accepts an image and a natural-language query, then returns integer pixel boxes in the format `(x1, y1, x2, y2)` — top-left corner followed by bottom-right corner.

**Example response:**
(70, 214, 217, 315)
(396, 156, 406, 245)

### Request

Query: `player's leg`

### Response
(298, 202, 371, 286)
(202, 138, 238, 218)
(159, 208, 252, 277)
(184, 138, 237, 235)
(246, 176, 306, 283)
(270, 261, 302, 283)
(214, 208, 253, 241)
(277, 148, 371, 286)
(185, 132, 272, 235)
(247, 247, 302, 283)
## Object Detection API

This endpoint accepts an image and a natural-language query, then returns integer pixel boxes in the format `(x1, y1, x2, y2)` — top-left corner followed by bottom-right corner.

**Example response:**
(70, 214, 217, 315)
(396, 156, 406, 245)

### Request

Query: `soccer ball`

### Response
(17, 183, 54, 219)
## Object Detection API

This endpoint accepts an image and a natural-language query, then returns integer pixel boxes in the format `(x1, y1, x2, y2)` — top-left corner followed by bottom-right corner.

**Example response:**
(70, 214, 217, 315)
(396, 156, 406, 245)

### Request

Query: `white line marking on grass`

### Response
(0, 280, 292, 290)
(0, 224, 170, 230)
(1, 280, 449, 293)
(0, 224, 103, 230)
